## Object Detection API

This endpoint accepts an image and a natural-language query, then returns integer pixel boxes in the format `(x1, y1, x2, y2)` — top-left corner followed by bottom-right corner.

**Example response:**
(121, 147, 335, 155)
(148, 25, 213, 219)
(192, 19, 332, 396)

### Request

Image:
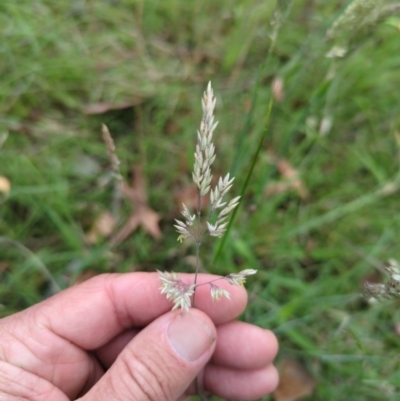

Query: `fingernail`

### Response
(167, 312, 215, 362)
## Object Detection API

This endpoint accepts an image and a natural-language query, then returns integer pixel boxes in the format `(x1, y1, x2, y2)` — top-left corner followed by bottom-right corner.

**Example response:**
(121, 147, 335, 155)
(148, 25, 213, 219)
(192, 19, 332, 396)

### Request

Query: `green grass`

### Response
(1, 0, 400, 399)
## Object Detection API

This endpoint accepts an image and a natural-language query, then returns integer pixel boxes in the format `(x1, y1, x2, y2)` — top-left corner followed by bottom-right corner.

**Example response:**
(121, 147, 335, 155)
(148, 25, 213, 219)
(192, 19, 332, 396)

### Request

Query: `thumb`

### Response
(80, 309, 216, 401)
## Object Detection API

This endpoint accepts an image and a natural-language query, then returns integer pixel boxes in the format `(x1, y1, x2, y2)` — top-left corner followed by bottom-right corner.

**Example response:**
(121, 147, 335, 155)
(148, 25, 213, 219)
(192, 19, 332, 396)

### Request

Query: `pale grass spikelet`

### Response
(210, 173, 236, 211)
(158, 270, 195, 311)
(364, 282, 387, 301)
(217, 196, 241, 220)
(207, 174, 240, 238)
(160, 82, 257, 312)
(192, 82, 217, 197)
(181, 203, 196, 226)
(325, 45, 347, 59)
(363, 259, 400, 301)
(173, 203, 197, 242)
(206, 221, 228, 238)
(327, 0, 384, 40)
(386, 259, 400, 282)
(225, 269, 258, 286)
(173, 219, 193, 243)
(210, 284, 231, 301)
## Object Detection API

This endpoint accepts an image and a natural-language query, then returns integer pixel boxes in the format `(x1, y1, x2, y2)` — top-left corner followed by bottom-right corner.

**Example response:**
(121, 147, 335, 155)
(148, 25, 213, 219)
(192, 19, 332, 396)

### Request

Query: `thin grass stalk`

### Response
(213, 96, 274, 264)
(230, 0, 293, 176)
(214, 2, 293, 262)
(0, 237, 61, 294)
(283, 177, 400, 238)
(101, 124, 123, 219)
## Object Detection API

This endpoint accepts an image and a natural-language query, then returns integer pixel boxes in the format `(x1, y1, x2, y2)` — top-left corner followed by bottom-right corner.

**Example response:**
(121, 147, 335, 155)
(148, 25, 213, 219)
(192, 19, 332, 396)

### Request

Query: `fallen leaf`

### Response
(0, 261, 10, 274)
(395, 323, 400, 336)
(305, 238, 316, 253)
(109, 166, 162, 246)
(265, 157, 309, 200)
(0, 176, 11, 197)
(272, 77, 285, 102)
(273, 358, 316, 401)
(265, 182, 292, 197)
(174, 184, 209, 211)
(86, 211, 117, 245)
(360, 271, 382, 287)
(83, 100, 141, 115)
(73, 270, 101, 284)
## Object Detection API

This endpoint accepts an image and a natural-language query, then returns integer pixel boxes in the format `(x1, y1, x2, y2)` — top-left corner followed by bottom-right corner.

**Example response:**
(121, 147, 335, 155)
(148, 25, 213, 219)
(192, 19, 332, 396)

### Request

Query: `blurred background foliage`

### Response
(1, 0, 400, 399)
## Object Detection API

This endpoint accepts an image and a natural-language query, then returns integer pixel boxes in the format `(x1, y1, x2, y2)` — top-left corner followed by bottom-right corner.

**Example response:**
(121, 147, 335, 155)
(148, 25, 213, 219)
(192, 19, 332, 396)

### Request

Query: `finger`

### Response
(0, 360, 70, 401)
(94, 328, 139, 368)
(212, 322, 278, 370)
(19, 272, 247, 350)
(0, 272, 246, 399)
(94, 321, 278, 372)
(80, 309, 217, 401)
(0, 308, 105, 399)
(203, 364, 279, 400)
(90, 276, 251, 369)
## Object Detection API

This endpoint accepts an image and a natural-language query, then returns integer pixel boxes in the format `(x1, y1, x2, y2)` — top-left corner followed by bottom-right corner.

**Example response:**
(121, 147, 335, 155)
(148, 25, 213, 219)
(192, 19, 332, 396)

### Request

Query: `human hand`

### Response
(0, 273, 278, 400)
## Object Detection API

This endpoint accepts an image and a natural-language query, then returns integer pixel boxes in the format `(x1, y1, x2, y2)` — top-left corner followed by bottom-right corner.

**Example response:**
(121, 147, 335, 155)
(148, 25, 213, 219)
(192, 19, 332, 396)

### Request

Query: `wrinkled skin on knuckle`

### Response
(114, 346, 177, 401)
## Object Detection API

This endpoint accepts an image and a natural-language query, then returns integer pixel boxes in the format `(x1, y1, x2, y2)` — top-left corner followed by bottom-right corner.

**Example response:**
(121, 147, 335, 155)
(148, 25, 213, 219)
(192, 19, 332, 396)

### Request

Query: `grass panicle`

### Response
(159, 83, 255, 312)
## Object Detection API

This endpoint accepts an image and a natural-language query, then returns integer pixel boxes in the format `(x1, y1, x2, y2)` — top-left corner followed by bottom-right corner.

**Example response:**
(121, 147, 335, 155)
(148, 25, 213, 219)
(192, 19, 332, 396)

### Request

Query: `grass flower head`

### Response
(158, 83, 256, 311)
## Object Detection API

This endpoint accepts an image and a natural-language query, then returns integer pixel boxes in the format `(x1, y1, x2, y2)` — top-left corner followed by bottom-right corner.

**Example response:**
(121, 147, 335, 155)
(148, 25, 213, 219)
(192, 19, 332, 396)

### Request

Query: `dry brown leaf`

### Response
(0, 176, 11, 196)
(265, 182, 292, 197)
(140, 208, 162, 238)
(174, 185, 209, 211)
(273, 358, 316, 401)
(265, 158, 309, 200)
(83, 100, 142, 115)
(109, 166, 162, 246)
(272, 77, 285, 102)
(0, 262, 10, 274)
(86, 211, 117, 245)
(305, 238, 316, 253)
(73, 270, 101, 284)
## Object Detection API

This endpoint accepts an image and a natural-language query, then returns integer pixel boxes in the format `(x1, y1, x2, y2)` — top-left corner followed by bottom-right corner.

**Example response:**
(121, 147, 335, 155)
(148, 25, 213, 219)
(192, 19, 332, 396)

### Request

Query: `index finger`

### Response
(9, 272, 248, 350)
